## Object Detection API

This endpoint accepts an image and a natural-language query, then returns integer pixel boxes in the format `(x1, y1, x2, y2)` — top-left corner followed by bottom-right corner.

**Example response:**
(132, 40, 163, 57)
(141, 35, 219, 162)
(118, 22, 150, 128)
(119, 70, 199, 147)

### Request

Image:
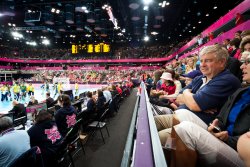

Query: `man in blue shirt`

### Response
(154, 44, 241, 145)
(0, 116, 30, 167)
(170, 43, 250, 167)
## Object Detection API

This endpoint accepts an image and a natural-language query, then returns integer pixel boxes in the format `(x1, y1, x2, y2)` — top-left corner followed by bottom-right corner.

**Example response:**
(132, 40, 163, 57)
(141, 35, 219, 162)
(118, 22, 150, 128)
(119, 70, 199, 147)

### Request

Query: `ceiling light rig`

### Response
(102, 4, 118, 29)
(159, 1, 170, 8)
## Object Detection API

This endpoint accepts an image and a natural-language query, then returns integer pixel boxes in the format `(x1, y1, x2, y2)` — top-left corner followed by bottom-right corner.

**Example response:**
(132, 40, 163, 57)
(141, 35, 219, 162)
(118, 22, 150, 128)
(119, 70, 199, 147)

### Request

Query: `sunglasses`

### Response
(240, 58, 250, 65)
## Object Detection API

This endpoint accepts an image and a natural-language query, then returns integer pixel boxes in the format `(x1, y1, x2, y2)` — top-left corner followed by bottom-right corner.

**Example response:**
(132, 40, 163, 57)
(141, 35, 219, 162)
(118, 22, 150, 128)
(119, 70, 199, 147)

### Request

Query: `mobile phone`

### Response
(209, 123, 221, 133)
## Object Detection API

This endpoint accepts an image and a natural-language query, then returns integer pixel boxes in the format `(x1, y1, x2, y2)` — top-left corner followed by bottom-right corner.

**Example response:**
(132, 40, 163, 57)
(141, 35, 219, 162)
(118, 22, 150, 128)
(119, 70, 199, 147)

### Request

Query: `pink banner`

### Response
(67, 66, 105, 70)
(0, 57, 170, 64)
(109, 66, 160, 70)
(21, 66, 63, 70)
(0, 65, 13, 69)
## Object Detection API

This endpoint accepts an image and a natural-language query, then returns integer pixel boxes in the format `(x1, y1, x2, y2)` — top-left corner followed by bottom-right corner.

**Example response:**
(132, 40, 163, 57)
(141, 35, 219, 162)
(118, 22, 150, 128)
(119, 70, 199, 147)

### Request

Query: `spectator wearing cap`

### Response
(159, 69, 182, 100)
(160, 72, 176, 96)
(182, 70, 202, 86)
(150, 72, 176, 98)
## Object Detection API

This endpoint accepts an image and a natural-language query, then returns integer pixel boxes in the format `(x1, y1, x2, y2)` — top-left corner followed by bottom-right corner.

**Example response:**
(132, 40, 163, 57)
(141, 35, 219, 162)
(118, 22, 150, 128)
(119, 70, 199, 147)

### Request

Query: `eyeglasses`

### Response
(240, 58, 250, 65)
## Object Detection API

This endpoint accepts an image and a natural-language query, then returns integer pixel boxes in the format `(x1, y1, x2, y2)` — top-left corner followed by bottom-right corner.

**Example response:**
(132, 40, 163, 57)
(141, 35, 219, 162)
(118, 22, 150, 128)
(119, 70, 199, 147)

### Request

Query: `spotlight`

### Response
(143, 0, 153, 5)
(42, 39, 50, 45)
(144, 36, 149, 41)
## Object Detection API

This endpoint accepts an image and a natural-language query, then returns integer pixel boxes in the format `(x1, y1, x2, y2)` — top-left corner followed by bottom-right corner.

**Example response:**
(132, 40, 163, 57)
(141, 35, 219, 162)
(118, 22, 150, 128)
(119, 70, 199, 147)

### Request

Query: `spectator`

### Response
(235, 31, 242, 40)
(240, 37, 250, 52)
(27, 95, 38, 106)
(237, 132, 250, 167)
(28, 110, 62, 167)
(96, 90, 106, 118)
(102, 86, 112, 103)
(45, 92, 55, 108)
(0, 116, 30, 167)
(55, 94, 77, 137)
(235, 13, 244, 26)
(154, 44, 241, 145)
(182, 70, 202, 86)
(170, 50, 250, 166)
(196, 34, 204, 46)
(229, 38, 241, 59)
(9, 100, 26, 119)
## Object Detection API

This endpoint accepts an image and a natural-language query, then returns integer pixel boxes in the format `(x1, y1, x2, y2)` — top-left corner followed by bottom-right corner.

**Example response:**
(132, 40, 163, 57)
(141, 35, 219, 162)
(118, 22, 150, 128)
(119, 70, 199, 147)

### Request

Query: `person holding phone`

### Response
(170, 49, 250, 166)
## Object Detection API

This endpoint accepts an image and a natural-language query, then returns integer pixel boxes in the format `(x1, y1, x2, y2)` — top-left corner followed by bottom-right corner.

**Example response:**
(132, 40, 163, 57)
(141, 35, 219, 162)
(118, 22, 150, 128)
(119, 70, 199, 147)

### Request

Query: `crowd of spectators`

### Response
(27, 69, 147, 84)
(142, 29, 250, 167)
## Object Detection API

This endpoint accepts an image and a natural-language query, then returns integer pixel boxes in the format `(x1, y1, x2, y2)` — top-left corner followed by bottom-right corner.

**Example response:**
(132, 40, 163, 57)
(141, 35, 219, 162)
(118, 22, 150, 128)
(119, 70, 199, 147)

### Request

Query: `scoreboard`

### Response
(72, 43, 110, 54)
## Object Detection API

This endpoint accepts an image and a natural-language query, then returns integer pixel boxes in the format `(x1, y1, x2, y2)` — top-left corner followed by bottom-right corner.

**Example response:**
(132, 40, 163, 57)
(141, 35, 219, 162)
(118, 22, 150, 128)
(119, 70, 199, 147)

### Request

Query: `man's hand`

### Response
(213, 131, 229, 141)
(208, 119, 229, 142)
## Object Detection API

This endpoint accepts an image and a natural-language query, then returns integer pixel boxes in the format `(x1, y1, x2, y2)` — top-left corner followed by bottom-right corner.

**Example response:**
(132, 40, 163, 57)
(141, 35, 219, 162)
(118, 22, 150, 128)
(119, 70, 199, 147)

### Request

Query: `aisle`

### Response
(74, 88, 138, 167)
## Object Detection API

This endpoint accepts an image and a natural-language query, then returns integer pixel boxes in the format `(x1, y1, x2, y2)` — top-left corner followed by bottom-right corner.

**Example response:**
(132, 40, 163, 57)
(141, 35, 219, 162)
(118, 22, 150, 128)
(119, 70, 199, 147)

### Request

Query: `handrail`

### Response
(144, 84, 168, 167)
(121, 83, 167, 167)
(121, 96, 140, 167)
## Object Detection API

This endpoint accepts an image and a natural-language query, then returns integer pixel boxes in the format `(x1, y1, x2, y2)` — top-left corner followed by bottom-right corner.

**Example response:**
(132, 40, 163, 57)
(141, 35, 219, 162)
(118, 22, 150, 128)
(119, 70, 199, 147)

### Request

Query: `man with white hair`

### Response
(0, 116, 30, 167)
(170, 43, 250, 167)
(155, 44, 242, 145)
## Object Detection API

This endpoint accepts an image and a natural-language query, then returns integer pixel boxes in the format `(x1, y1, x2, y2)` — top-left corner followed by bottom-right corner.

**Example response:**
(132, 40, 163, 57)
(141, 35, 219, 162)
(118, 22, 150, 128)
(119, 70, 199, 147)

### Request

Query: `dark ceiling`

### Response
(0, 0, 244, 49)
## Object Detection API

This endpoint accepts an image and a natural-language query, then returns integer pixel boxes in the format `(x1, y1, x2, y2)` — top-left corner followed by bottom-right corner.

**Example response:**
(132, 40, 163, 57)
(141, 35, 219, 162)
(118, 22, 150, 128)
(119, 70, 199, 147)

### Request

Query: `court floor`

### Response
(0, 84, 103, 113)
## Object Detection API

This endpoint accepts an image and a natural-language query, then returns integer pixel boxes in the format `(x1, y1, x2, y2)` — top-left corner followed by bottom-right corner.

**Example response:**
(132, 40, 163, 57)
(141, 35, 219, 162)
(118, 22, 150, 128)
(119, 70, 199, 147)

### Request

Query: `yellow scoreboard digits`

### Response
(72, 45, 78, 54)
(71, 43, 110, 53)
(87, 44, 93, 53)
(94, 43, 101, 53)
(103, 44, 110, 52)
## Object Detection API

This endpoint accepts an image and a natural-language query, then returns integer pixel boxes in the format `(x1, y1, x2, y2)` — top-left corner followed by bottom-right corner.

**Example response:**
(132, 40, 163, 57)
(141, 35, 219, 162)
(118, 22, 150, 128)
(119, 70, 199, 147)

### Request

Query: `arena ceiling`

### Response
(0, 0, 244, 48)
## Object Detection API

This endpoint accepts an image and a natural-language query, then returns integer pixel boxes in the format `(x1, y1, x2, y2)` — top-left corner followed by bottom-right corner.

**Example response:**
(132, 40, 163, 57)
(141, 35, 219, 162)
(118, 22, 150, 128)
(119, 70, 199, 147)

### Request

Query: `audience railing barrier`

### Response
(121, 82, 167, 167)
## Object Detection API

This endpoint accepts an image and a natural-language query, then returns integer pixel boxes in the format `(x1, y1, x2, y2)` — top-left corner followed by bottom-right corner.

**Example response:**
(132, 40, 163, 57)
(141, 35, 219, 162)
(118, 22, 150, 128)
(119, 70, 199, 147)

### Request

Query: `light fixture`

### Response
(213, 6, 217, 9)
(151, 32, 158, 35)
(143, 0, 153, 5)
(144, 36, 149, 41)
(198, 21, 201, 24)
(206, 13, 209, 17)
(159, 1, 169, 7)
(42, 39, 50, 45)
(11, 32, 23, 38)
(143, 6, 149, 11)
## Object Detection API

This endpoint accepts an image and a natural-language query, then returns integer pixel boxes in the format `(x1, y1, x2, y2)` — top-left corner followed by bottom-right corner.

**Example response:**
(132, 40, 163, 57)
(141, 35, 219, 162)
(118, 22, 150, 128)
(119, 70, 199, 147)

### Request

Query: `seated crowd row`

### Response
(143, 33, 250, 167)
(0, 83, 132, 167)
